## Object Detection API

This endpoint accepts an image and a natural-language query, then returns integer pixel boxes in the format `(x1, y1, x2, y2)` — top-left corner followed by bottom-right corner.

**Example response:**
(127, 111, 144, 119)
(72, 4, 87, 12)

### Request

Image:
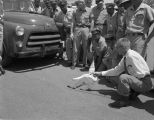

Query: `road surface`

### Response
(0, 57, 154, 120)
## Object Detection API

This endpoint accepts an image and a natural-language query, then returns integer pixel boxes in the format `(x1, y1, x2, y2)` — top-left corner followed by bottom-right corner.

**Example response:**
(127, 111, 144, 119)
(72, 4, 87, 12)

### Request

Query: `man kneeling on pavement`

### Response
(68, 37, 153, 108)
(67, 27, 112, 90)
(93, 37, 153, 108)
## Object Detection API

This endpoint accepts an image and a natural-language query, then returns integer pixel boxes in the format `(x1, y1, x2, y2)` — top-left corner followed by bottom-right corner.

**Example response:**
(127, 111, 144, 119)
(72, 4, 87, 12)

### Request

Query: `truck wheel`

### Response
(2, 44, 12, 67)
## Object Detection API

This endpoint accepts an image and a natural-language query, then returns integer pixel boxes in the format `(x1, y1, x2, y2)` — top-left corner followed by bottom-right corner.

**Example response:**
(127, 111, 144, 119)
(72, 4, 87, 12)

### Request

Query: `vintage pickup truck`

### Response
(2, 0, 62, 66)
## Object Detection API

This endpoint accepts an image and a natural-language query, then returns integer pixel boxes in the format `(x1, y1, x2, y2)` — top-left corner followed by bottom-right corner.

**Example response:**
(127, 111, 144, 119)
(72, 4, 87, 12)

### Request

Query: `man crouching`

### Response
(93, 38, 153, 108)
(67, 27, 112, 90)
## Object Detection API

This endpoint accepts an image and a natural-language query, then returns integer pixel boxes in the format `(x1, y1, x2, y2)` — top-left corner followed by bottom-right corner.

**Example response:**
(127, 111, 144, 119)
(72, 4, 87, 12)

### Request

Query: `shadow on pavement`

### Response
(5, 57, 69, 73)
(131, 98, 154, 115)
(83, 77, 154, 115)
(87, 87, 154, 115)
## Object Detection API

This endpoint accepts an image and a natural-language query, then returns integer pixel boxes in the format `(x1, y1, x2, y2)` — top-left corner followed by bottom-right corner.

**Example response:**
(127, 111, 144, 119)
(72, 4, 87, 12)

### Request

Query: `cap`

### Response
(58, 0, 67, 7)
(91, 27, 101, 35)
(50, 0, 57, 4)
(75, 0, 84, 6)
(115, 0, 130, 6)
(106, 3, 115, 9)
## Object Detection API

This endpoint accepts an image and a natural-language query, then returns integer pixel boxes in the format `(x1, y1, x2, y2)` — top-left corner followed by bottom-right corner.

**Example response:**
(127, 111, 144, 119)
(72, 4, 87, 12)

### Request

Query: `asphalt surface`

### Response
(0, 57, 154, 120)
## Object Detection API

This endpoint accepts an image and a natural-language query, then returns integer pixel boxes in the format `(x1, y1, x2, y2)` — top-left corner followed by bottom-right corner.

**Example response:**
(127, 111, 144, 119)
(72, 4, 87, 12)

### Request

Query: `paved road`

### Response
(0, 57, 154, 120)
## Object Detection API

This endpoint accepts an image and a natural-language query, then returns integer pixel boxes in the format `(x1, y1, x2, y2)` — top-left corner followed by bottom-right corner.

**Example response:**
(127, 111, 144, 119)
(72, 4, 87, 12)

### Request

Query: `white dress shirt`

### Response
(101, 49, 150, 79)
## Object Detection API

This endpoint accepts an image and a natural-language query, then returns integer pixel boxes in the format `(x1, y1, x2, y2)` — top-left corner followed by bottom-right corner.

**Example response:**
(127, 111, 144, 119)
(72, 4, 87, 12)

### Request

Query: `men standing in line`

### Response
(0, 0, 5, 74)
(71, 0, 93, 70)
(123, 0, 154, 58)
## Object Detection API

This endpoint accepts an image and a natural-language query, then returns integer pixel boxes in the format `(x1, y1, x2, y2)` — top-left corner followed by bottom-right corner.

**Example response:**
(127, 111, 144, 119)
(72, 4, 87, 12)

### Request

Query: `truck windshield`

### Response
(3, 0, 35, 12)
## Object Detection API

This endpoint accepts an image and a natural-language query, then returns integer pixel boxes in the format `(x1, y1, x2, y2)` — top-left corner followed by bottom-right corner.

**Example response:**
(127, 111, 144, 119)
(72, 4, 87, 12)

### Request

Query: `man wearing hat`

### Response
(42, 0, 53, 17)
(33, 0, 44, 14)
(84, 0, 93, 8)
(43, 0, 60, 18)
(93, 37, 153, 108)
(71, 0, 93, 69)
(88, 27, 112, 73)
(111, 0, 130, 68)
(114, 0, 127, 40)
(55, 0, 74, 65)
(91, 0, 107, 36)
(105, 2, 117, 49)
(122, 0, 154, 58)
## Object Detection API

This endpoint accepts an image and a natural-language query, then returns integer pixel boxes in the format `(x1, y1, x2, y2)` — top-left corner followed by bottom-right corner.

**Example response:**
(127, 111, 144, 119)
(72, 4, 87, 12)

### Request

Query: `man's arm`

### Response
(142, 6, 154, 56)
(93, 56, 125, 77)
(145, 6, 154, 44)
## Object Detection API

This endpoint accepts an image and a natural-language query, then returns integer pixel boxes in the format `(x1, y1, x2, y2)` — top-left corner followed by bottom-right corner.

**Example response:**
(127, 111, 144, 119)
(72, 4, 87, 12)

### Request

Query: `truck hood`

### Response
(4, 12, 55, 26)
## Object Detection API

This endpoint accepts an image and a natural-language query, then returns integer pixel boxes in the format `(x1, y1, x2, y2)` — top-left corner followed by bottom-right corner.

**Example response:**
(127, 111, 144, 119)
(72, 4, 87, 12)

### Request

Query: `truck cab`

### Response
(2, 0, 62, 66)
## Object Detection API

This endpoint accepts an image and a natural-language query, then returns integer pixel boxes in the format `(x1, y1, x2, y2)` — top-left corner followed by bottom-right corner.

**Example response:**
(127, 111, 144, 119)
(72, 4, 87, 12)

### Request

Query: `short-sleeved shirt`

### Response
(73, 7, 92, 27)
(106, 11, 117, 37)
(91, 6, 107, 25)
(54, 8, 73, 27)
(125, 3, 154, 35)
(0, 0, 4, 20)
(92, 36, 107, 56)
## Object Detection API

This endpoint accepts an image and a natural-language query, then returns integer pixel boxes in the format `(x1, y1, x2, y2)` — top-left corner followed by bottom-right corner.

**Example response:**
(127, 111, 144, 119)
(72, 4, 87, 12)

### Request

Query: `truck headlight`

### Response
(16, 26, 24, 36)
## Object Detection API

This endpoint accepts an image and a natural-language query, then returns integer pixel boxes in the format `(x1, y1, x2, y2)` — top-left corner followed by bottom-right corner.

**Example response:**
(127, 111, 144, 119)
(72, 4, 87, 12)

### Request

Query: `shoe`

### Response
(129, 91, 140, 100)
(67, 61, 72, 67)
(71, 65, 75, 70)
(0, 66, 5, 75)
(109, 100, 130, 108)
(67, 85, 76, 89)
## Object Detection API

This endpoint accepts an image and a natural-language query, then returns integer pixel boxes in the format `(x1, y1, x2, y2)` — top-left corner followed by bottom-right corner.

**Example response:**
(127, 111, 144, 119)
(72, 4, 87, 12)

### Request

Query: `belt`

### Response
(140, 74, 151, 80)
(94, 23, 104, 26)
(76, 24, 90, 28)
(126, 33, 144, 37)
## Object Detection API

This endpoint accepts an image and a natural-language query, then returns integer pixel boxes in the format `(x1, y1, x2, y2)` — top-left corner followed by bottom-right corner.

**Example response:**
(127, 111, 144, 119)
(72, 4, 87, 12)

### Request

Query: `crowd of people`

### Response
(0, 0, 154, 108)
(32, 0, 154, 71)
(34, 0, 153, 108)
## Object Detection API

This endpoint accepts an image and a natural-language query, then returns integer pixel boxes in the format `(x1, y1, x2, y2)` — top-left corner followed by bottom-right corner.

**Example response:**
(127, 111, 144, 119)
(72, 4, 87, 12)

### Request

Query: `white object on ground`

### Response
(73, 74, 98, 82)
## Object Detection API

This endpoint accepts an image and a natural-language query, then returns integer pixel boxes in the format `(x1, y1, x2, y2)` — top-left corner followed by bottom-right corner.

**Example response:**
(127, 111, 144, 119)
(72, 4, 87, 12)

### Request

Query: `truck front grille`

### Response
(27, 32, 61, 47)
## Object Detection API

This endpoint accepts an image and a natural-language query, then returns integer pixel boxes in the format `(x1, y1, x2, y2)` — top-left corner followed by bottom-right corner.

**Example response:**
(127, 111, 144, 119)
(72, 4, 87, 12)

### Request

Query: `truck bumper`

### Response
(14, 45, 63, 58)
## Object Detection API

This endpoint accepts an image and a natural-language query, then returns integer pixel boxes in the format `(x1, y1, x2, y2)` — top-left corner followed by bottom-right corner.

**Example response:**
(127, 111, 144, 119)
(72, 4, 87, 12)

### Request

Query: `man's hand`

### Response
(89, 67, 95, 74)
(70, 33, 74, 40)
(141, 42, 148, 58)
(92, 72, 102, 77)
(88, 32, 92, 38)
